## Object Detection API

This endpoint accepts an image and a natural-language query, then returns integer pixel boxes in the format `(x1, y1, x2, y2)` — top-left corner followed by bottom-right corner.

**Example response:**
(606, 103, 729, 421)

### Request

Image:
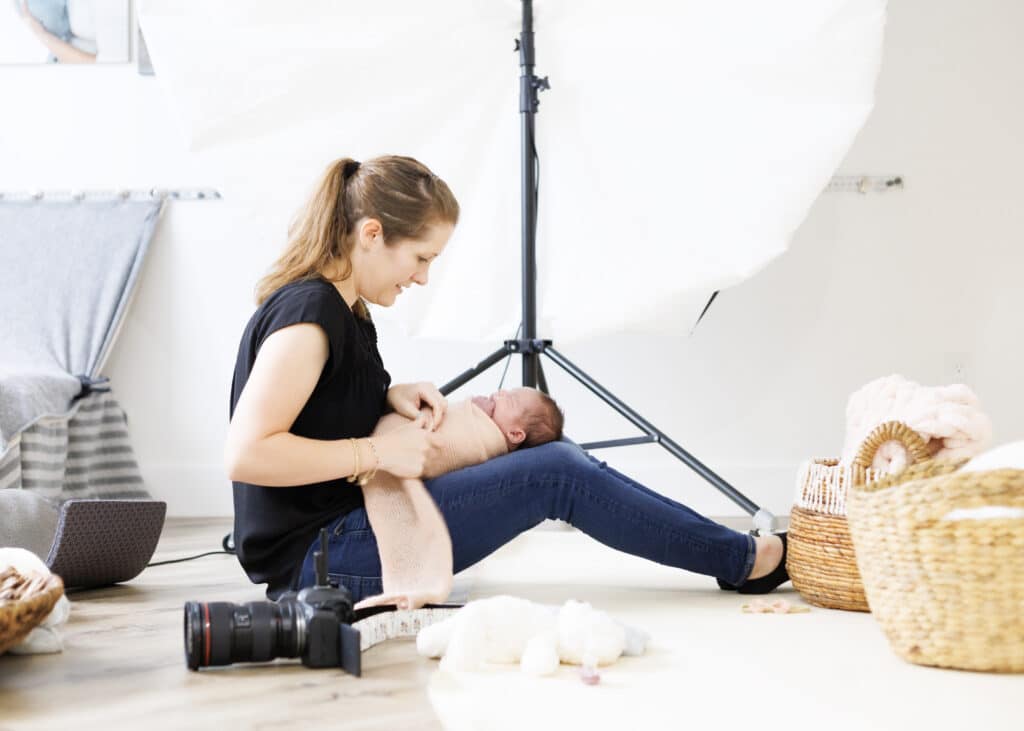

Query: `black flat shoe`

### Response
(736, 532, 789, 595)
(715, 528, 766, 591)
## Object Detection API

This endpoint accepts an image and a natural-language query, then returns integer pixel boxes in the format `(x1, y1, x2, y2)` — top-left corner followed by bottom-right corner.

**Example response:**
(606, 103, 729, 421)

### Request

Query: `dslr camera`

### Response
(184, 529, 363, 676)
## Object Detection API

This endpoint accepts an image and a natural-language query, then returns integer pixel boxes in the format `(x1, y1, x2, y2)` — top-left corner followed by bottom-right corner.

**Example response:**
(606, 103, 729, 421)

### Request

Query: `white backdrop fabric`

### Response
(139, 0, 886, 343)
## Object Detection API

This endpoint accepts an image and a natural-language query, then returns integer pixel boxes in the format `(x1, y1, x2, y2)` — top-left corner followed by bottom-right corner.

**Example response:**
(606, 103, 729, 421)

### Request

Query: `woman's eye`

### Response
(419, 257, 429, 263)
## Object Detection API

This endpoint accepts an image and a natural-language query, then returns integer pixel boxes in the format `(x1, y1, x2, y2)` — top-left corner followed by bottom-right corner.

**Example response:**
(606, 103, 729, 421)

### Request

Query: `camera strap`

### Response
(352, 603, 462, 652)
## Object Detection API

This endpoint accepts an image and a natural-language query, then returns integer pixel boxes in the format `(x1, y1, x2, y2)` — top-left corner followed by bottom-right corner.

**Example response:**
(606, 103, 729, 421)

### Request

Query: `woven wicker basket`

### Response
(847, 423, 1024, 672)
(787, 422, 931, 612)
(0, 566, 65, 655)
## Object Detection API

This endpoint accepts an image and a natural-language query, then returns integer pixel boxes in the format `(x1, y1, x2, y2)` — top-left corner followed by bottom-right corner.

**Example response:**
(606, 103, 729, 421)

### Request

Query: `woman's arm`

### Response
(19, 5, 96, 64)
(224, 323, 372, 487)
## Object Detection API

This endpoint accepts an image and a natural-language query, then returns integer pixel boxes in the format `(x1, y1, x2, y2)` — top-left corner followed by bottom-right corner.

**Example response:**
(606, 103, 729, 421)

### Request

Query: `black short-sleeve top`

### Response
(229, 276, 392, 597)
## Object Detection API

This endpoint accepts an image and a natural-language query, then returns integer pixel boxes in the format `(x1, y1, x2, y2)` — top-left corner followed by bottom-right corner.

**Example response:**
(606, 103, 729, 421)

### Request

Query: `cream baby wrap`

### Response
(354, 400, 508, 610)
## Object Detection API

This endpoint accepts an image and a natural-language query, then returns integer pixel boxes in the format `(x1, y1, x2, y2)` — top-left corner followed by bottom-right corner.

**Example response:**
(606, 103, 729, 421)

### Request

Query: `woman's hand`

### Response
(386, 382, 447, 430)
(371, 415, 444, 479)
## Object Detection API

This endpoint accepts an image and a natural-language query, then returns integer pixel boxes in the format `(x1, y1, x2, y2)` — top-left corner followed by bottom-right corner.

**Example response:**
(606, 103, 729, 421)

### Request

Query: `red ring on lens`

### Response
(203, 603, 211, 667)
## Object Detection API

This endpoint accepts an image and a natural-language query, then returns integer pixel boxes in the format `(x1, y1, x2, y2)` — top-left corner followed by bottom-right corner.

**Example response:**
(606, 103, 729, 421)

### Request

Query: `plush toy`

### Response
(416, 595, 648, 677)
(0, 547, 70, 654)
(840, 375, 992, 471)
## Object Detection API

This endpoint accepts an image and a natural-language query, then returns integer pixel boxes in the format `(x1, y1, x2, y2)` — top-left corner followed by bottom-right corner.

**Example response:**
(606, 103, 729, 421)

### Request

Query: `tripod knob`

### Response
(534, 75, 551, 91)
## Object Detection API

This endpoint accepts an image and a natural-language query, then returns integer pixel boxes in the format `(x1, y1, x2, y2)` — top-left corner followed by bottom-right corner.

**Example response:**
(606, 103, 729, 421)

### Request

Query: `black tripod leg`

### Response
(542, 346, 776, 533)
(535, 358, 550, 395)
(439, 346, 511, 396)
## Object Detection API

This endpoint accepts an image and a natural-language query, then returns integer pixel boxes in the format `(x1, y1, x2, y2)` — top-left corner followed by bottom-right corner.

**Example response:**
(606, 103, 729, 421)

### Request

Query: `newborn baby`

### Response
(425, 387, 564, 474)
(355, 388, 563, 611)
(371, 387, 564, 479)
(471, 388, 564, 450)
(473, 387, 565, 450)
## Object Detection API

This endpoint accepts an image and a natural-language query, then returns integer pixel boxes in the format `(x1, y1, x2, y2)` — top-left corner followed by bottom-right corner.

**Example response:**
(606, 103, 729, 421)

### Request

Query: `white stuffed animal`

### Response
(0, 547, 70, 654)
(416, 595, 647, 676)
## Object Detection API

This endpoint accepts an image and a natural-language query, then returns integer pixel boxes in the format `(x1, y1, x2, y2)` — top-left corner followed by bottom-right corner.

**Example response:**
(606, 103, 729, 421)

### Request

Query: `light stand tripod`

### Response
(439, 0, 777, 535)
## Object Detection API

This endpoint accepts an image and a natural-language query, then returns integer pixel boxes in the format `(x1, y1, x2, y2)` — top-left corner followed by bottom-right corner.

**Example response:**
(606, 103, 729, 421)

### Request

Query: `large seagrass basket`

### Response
(847, 423, 1024, 672)
(0, 566, 64, 655)
(787, 422, 931, 612)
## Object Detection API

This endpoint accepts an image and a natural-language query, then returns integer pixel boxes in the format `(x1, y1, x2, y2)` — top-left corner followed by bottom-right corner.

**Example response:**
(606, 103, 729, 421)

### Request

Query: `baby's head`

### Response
(471, 388, 564, 451)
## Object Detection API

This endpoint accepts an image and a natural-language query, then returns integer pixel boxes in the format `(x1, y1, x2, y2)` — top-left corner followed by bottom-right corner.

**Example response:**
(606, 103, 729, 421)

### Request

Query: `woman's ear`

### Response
(357, 218, 383, 249)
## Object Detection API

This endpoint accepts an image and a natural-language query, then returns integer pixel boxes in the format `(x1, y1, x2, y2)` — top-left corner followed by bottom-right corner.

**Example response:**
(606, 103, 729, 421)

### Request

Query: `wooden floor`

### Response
(2, 517, 1021, 731)
(0, 518, 445, 731)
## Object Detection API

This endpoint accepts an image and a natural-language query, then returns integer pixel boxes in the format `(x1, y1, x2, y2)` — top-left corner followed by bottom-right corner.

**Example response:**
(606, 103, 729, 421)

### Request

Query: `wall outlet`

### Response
(948, 352, 970, 384)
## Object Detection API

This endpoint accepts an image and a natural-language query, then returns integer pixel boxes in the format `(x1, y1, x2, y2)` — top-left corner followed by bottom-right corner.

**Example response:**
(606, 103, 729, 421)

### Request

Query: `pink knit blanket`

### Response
(355, 401, 508, 610)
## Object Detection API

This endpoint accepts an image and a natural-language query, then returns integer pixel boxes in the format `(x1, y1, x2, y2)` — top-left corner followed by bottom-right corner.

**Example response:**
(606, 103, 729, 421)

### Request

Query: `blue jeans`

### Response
(297, 441, 756, 603)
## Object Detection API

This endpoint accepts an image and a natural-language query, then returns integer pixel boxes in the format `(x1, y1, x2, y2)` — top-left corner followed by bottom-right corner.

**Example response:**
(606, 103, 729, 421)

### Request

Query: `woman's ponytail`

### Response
(254, 157, 359, 305)
(254, 154, 459, 312)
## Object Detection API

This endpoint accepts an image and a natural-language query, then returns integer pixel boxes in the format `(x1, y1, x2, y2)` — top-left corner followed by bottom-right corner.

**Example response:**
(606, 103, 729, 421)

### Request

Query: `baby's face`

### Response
(471, 388, 544, 446)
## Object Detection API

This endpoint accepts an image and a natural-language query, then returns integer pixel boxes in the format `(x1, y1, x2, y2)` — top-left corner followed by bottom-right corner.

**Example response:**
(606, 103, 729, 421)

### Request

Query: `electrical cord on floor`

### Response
(147, 550, 234, 567)
(147, 533, 237, 567)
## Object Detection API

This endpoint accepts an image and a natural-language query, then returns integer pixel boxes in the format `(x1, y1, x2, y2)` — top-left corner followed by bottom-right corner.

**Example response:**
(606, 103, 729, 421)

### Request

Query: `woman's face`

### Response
(357, 221, 453, 307)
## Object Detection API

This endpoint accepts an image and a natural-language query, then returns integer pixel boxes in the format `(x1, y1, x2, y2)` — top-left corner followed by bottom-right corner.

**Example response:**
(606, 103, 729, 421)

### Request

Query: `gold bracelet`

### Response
(357, 468, 375, 487)
(355, 438, 376, 486)
(347, 437, 360, 483)
(364, 437, 381, 473)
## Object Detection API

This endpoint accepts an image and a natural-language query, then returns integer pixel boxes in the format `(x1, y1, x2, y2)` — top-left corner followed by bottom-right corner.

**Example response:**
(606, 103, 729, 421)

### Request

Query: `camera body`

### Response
(184, 529, 363, 676)
(277, 583, 362, 672)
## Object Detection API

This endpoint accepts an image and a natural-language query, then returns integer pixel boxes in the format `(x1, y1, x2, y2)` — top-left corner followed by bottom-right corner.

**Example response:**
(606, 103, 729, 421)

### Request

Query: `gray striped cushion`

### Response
(0, 389, 150, 501)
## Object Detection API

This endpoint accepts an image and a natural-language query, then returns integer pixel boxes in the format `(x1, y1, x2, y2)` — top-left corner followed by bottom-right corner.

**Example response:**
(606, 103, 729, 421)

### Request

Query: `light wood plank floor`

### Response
(0, 518, 445, 731)
(2, 517, 1021, 731)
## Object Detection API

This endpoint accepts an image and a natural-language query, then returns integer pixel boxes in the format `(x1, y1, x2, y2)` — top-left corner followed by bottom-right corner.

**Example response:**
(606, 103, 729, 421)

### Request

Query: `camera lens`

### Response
(183, 600, 305, 670)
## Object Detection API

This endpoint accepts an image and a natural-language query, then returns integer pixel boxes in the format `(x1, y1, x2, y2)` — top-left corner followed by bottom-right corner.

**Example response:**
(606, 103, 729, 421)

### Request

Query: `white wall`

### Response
(2, 1, 1021, 518)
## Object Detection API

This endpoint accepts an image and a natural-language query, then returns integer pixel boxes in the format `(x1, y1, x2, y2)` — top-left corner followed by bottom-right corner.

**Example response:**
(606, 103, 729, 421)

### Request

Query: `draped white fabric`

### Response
(139, 0, 886, 342)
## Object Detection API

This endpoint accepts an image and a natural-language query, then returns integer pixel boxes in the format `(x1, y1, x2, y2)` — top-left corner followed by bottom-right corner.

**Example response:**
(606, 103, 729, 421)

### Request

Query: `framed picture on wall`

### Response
(1, 0, 131, 64)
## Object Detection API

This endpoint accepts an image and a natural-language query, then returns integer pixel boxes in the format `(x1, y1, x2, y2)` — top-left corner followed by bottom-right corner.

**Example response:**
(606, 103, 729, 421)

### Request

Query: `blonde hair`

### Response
(254, 155, 459, 318)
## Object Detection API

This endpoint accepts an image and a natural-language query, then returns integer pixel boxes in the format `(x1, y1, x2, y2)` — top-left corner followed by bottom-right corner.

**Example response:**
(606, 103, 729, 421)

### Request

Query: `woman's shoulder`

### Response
(241, 277, 351, 344)
(261, 277, 349, 318)
(265, 275, 340, 304)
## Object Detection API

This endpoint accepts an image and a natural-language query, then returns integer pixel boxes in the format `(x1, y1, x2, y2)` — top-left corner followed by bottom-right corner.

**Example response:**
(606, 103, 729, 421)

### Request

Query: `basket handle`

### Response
(852, 420, 932, 474)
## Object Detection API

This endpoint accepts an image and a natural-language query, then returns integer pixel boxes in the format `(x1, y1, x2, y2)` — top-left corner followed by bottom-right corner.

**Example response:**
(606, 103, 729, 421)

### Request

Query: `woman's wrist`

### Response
(345, 437, 381, 486)
(364, 437, 382, 473)
(344, 438, 360, 483)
